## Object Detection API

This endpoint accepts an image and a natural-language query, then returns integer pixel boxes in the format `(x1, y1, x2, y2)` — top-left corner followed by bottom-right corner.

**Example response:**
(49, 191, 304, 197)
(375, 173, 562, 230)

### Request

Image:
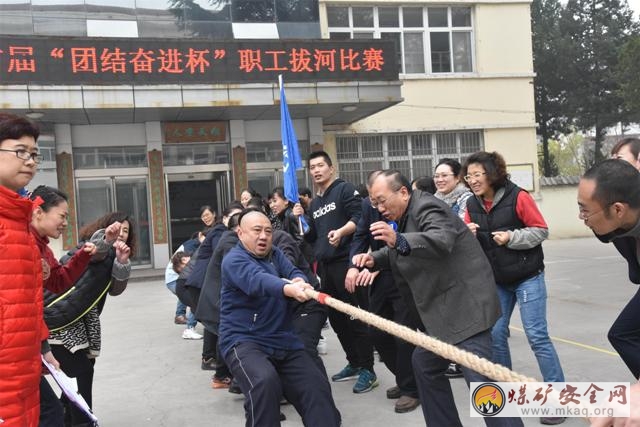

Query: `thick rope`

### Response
(306, 288, 537, 383)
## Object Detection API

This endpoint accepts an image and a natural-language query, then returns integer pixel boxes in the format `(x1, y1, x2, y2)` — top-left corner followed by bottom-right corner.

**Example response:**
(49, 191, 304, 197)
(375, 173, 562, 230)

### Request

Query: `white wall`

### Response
(538, 185, 592, 239)
(71, 123, 147, 147)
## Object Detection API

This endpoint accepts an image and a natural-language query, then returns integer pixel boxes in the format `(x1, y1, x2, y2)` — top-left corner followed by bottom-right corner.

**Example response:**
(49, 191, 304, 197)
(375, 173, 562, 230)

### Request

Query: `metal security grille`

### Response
(336, 130, 482, 185)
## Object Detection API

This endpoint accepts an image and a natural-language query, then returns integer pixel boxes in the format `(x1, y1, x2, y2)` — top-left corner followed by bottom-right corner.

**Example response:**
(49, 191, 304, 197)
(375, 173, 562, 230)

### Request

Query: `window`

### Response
(326, 5, 473, 74)
(163, 143, 230, 166)
(74, 146, 147, 169)
(336, 131, 483, 183)
(245, 140, 309, 163)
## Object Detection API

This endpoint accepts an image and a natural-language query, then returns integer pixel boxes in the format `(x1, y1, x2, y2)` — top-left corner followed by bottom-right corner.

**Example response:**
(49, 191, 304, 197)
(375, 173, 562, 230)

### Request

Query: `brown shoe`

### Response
(174, 315, 187, 325)
(394, 395, 420, 413)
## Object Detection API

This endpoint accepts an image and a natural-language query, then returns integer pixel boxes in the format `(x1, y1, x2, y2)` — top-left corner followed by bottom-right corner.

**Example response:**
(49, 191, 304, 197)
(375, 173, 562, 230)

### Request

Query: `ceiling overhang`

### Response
(1, 80, 403, 126)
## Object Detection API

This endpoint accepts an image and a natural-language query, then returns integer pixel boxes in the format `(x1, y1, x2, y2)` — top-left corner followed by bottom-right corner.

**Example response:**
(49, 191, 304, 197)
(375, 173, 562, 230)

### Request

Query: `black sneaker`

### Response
(201, 357, 217, 370)
(386, 386, 401, 399)
(228, 380, 242, 394)
(445, 363, 464, 378)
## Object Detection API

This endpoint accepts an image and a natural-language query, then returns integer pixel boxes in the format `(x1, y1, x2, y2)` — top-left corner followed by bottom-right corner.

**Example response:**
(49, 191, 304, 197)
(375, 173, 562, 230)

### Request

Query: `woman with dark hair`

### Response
(239, 187, 259, 208)
(179, 202, 243, 368)
(430, 159, 473, 379)
(269, 186, 313, 265)
(411, 176, 436, 194)
(611, 137, 640, 171)
(462, 151, 565, 425)
(47, 211, 134, 427)
(30, 186, 122, 427)
(30, 186, 121, 293)
(0, 113, 44, 427)
(200, 205, 216, 227)
(433, 158, 472, 220)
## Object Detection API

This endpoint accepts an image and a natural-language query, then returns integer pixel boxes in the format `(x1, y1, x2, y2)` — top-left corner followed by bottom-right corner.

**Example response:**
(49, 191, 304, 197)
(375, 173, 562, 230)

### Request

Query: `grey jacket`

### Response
(371, 190, 501, 345)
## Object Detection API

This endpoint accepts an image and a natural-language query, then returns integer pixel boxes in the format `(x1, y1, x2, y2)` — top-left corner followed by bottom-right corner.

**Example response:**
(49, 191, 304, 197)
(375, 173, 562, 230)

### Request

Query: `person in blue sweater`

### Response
(219, 209, 341, 427)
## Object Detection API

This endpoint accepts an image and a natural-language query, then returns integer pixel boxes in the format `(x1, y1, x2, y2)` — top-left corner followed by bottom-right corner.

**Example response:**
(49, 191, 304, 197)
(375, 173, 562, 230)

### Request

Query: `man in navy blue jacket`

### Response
(219, 209, 341, 427)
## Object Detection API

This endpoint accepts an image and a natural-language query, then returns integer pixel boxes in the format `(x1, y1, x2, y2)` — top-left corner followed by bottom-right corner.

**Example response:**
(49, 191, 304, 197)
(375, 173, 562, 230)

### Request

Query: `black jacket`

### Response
(43, 246, 115, 332)
(196, 230, 239, 333)
(467, 181, 544, 285)
(186, 223, 226, 289)
(371, 190, 500, 345)
(305, 179, 362, 262)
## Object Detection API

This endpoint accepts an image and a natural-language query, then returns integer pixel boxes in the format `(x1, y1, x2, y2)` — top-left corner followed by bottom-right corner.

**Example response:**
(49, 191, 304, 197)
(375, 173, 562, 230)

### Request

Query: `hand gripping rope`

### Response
(305, 288, 536, 383)
(304, 288, 598, 423)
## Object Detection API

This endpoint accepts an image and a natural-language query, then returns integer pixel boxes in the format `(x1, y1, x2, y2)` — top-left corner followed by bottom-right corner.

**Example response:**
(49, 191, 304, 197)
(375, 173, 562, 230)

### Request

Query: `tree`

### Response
(531, 0, 570, 176)
(617, 35, 640, 123)
(560, 0, 638, 166)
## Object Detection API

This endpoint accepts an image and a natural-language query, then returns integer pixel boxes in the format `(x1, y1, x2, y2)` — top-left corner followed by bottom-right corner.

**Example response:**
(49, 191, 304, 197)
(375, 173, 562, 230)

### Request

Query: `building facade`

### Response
(0, 0, 538, 267)
(320, 0, 538, 193)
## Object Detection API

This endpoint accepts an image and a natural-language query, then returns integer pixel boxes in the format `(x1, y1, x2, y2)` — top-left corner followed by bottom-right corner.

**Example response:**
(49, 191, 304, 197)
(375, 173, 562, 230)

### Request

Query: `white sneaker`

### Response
(182, 327, 203, 340)
(317, 337, 328, 355)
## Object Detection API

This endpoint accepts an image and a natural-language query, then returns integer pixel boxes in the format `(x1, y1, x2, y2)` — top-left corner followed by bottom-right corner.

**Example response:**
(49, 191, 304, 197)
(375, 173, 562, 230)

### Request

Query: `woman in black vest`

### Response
(462, 152, 566, 426)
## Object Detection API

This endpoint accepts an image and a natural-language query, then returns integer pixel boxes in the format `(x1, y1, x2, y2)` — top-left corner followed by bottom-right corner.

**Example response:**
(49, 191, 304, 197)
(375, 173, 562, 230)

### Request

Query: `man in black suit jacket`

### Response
(353, 169, 522, 427)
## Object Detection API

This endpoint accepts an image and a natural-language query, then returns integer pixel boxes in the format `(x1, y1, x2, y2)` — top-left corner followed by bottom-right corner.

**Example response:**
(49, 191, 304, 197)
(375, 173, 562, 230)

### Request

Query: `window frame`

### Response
(335, 131, 483, 184)
(327, 4, 475, 76)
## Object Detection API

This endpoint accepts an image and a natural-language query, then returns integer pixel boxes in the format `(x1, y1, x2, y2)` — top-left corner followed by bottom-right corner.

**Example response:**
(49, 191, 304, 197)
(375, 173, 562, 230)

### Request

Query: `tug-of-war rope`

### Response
(304, 288, 596, 423)
(306, 288, 537, 383)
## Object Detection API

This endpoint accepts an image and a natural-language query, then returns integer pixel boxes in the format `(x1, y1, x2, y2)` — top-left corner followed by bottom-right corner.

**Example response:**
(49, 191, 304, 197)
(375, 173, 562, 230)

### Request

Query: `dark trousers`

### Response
(39, 377, 65, 427)
(224, 342, 341, 427)
(50, 345, 95, 427)
(608, 286, 640, 379)
(292, 300, 329, 377)
(369, 270, 418, 397)
(318, 259, 374, 371)
(177, 283, 217, 360)
(412, 329, 523, 427)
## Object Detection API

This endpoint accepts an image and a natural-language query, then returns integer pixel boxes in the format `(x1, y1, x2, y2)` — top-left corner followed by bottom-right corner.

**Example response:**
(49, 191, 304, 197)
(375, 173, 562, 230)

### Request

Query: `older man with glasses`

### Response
(353, 169, 523, 427)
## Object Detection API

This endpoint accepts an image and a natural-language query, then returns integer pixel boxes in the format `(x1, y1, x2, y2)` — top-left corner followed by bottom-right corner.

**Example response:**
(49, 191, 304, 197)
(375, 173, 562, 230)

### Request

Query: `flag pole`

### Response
(279, 74, 305, 236)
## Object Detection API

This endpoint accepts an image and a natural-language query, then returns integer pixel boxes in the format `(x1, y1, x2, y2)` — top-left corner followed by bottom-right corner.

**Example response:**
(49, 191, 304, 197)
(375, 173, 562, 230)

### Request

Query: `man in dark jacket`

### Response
(353, 170, 522, 427)
(294, 150, 376, 394)
(219, 210, 340, 427)
(578, 159, 640, 427)
(347, 170, 420, 413)
(578, 159, 640, 379)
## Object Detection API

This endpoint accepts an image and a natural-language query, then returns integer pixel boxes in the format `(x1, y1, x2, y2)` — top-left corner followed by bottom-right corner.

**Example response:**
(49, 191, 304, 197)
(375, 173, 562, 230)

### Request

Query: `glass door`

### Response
(76, 177, 152, 266)
(115, 178, 151, 265)
(77, 179, 114, 229)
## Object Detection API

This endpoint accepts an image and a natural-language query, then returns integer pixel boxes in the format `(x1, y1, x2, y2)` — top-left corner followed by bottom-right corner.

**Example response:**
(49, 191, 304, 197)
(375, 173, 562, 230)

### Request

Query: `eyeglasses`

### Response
(578, 205, 610, 221)
(370, 192, 398, 209)
(433, 173, 455, 180)
(0, 148, 43, 164)
(464, 172, 486, 182)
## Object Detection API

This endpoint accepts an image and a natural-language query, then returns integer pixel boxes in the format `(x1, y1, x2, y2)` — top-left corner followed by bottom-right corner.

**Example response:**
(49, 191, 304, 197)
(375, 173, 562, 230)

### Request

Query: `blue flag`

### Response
(279, 75, 309, 233)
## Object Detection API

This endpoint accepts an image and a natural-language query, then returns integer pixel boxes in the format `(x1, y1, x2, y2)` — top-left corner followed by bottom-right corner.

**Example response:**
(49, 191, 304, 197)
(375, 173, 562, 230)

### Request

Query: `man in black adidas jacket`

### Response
(293, 150, 376, 394)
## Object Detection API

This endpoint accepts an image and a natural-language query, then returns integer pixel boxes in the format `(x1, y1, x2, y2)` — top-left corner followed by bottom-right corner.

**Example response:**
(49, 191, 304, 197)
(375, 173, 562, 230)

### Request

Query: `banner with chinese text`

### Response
(0, 36, 397, 85)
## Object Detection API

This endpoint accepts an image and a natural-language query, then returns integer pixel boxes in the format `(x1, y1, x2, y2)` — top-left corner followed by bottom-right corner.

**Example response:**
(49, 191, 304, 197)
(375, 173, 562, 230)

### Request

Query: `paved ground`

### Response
(58, 237, 637, 426)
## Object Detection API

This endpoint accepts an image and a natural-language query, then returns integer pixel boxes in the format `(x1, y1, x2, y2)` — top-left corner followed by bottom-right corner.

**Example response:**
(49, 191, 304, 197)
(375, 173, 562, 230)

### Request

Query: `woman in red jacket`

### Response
(29, 185, 121, 427)
(0, 112, 44, 427)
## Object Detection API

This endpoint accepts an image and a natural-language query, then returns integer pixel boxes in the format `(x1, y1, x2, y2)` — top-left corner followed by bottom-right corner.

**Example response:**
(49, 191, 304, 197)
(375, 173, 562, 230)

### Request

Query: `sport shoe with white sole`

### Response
(182, 327, 203, 340)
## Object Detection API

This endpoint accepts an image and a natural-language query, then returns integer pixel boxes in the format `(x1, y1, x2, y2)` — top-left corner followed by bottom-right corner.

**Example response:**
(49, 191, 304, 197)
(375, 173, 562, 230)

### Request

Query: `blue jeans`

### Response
(492, 272, 565, 382)
(166, 280, 196, 328)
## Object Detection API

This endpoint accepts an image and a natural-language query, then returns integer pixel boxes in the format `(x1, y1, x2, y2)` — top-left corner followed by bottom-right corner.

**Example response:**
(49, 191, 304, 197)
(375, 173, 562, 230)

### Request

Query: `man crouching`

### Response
(219, 209, 341, 427)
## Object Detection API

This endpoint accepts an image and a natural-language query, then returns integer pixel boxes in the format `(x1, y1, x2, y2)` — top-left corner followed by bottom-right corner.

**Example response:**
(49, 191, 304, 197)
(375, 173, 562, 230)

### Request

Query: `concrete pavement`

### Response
(69, 237, 636, 426)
